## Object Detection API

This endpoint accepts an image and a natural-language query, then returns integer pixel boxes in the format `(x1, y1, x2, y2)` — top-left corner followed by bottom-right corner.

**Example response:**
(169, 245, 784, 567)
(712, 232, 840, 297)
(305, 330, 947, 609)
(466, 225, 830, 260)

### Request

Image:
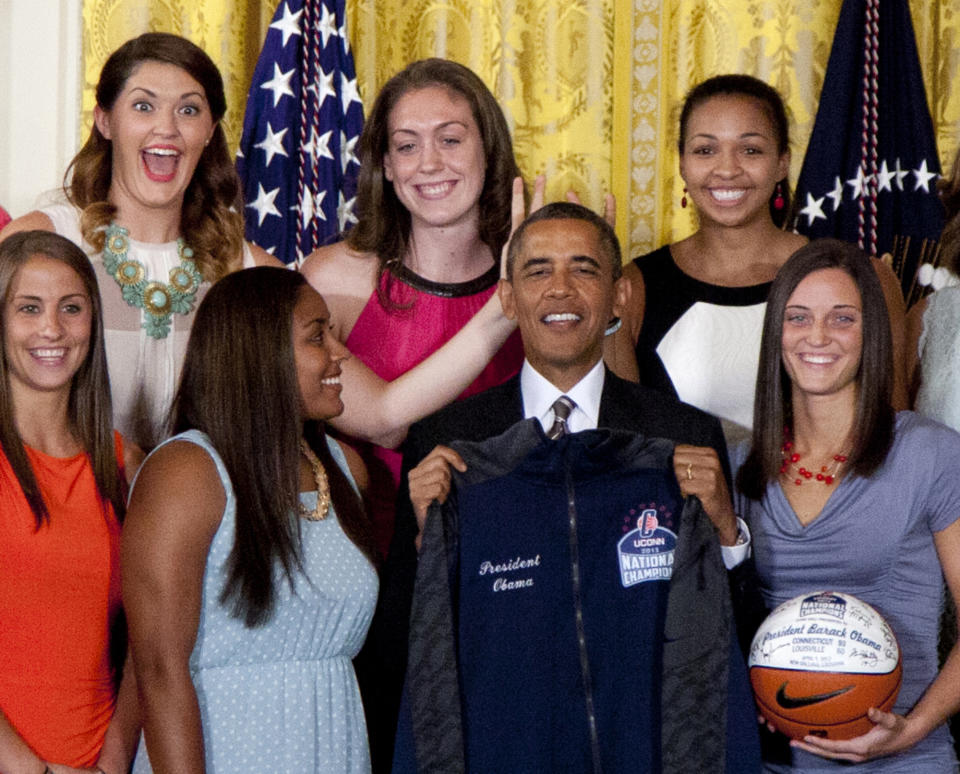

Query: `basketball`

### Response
(748, 591, 902, 741)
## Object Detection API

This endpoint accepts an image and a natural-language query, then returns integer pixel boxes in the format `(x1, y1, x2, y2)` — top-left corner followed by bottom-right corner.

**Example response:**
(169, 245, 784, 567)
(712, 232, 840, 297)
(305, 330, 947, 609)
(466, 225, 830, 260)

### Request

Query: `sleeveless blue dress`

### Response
(132, 429, 378, 773)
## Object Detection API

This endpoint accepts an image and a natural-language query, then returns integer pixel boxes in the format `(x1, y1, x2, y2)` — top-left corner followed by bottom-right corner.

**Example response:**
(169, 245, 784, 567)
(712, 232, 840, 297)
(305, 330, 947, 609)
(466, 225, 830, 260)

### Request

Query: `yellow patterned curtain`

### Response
(914, 2, 960, 171)
(349, 0, 622, 243)
(80, 0, 276, 151)
(348, 0, 960, 258)
(83, 0, 960, 259)
(623, 1, 841, 252)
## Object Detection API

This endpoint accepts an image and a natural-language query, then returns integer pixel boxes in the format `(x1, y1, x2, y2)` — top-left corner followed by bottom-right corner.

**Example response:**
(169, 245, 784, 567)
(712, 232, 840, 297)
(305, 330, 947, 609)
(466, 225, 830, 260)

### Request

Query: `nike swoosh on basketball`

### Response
(776, 682, 854, 709)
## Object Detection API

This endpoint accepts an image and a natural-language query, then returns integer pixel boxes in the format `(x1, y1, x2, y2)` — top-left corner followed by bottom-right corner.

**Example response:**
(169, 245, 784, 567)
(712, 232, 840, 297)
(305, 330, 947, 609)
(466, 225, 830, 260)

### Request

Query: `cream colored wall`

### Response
(0, 0, 82, 219)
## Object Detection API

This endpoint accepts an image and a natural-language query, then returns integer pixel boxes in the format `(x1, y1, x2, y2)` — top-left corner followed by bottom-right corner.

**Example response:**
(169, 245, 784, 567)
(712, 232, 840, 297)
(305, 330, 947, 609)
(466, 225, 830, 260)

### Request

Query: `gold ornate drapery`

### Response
(82, 0, 960, 259)
(80, 0, 275, 156)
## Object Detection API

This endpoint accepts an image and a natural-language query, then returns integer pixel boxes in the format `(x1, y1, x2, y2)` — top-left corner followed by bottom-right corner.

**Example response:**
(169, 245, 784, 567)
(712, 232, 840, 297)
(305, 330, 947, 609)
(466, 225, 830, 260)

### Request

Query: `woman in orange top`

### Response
(0, 231, 141, 774)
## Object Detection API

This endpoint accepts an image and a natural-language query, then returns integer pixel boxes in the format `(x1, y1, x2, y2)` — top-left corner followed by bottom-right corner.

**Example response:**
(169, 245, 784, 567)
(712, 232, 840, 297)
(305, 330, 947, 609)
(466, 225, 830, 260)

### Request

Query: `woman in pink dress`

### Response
(302, 59, 527, 559)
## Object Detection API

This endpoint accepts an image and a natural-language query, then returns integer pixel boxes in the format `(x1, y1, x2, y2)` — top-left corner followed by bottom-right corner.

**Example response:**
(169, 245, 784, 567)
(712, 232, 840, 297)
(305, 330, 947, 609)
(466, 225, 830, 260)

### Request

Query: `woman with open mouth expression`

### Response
(606, 75, 907, 449)
(0, 230, 142, 774)
(1, 33, 280, 452)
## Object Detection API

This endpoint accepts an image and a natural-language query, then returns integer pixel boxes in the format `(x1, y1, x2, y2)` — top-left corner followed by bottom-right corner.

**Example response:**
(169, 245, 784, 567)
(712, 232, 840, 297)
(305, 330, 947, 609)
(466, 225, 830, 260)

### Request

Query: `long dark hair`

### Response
(347, 58, 520, 305)
(737, 239, 894, 499)
(170, 267, 374, 626)
(678, 74, 792, 228)
(65, 32, 244, 281)
(0, 231, 124, 527)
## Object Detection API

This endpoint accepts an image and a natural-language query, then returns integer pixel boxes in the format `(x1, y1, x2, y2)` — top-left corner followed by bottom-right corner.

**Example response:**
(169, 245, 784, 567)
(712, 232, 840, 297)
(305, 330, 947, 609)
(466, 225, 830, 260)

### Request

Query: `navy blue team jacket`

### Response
(396, 420, 760, 774)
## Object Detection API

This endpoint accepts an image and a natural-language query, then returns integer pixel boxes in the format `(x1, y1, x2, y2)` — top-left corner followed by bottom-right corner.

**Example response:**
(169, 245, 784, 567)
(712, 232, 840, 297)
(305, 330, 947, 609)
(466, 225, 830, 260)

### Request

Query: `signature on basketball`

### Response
(850, 648, 879, 667)
(847, 608, 872, 628)
(761, 641, 793, 659)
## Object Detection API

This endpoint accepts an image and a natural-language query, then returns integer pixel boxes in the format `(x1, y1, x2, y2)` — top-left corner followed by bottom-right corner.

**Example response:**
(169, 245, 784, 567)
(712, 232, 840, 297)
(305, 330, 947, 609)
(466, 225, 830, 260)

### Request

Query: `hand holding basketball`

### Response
(749, 592, 902, 741)
(791, 705, 921, 763)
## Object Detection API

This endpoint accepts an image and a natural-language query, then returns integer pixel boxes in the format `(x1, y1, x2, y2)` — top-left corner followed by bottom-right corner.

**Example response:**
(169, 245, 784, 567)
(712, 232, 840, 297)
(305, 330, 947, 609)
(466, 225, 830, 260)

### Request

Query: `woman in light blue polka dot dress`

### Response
(123, 267, 378, 773)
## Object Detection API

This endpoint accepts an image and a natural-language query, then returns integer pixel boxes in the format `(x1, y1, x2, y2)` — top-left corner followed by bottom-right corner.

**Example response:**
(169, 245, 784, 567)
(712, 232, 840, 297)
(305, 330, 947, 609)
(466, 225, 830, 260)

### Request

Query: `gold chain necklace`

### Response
(298, 439, 331, 521)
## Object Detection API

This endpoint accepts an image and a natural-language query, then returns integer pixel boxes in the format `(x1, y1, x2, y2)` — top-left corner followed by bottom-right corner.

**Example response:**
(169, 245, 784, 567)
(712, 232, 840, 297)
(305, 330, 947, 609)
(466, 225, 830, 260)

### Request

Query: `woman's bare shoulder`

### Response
(300, 241, 378, 336)
(128, 439, 226, 532)
(0, 210, 55, 239)
(766, 230, 808, 268)
(618, 260, 645, 334)
(247, 241, 284, 267)
(780, 229, 809, 253)
(302, 241, 377, 288)
(334, 437, 369, 496)
(621, 258, 644, 285)
(137, 440, 222, 491)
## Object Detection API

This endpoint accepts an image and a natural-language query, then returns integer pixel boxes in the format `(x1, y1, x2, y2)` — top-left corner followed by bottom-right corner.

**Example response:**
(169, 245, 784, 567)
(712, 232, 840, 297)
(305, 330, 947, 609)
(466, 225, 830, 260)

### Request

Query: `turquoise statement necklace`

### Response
(102, 223, 202, 339)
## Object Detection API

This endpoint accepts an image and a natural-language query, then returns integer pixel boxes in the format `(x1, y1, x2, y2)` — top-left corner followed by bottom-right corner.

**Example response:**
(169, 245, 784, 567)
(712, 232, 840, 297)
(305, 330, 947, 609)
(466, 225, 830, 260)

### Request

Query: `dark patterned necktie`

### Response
(547, 395, 575, 439)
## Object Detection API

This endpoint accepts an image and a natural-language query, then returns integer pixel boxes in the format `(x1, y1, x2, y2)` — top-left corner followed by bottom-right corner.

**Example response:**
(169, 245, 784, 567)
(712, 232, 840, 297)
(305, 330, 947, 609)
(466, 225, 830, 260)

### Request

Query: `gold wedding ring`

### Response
(686, 462, 693, 481)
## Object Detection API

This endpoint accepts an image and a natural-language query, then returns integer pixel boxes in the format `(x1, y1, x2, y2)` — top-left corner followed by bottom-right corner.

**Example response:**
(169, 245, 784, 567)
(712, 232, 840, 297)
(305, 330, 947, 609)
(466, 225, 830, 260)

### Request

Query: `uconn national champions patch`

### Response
(617, 507, 677, 587)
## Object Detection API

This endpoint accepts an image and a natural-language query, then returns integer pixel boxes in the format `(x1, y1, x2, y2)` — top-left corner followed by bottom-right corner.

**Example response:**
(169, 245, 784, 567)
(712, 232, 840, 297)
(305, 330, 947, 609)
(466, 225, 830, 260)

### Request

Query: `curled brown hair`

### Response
(65, 32, 244, 281)
(347, 58, 520, 304)
(0, 231, 124, 527)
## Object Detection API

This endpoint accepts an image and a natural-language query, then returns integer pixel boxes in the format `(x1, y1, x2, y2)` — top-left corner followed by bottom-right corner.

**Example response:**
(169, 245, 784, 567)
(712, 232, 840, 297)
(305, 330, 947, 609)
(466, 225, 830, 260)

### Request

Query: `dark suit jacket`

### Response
(358, 368, 757, 772)
(403, 367, 733, 462)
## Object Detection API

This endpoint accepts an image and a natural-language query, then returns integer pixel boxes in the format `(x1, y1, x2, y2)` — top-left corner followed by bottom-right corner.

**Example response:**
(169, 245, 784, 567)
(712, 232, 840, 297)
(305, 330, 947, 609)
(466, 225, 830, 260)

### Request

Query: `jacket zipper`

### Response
(566, 465, 603, 773)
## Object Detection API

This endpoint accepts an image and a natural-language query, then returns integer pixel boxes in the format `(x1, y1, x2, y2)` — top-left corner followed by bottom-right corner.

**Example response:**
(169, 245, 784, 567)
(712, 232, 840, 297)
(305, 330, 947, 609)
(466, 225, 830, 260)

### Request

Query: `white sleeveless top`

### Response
(42, 202, 254, 449)
(915, 285, 960, 431)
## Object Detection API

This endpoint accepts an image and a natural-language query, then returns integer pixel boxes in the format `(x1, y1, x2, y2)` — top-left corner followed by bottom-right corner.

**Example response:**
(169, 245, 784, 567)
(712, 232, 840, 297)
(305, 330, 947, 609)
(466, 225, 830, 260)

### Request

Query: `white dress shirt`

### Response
(517, 357, 749, 568)
(520, 358, 605, 433)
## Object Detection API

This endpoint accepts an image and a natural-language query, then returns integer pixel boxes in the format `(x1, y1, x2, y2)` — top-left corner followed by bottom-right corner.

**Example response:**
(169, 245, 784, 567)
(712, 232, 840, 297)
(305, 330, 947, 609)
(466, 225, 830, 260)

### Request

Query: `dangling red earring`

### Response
(773, 182, 785, 210)
(681, 187, 688, 208)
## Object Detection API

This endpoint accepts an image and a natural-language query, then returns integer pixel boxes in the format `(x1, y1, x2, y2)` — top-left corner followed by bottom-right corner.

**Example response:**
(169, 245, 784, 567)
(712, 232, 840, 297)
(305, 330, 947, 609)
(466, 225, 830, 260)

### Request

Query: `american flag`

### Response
(792, 0, 944, 299)
(236, 0, 364, 265)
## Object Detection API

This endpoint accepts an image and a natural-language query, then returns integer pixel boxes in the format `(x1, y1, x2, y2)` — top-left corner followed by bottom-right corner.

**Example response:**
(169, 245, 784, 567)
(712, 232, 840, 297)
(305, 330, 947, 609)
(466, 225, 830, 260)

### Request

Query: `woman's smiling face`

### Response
(4, 255, 93, 401)
(679, 94, 789, 229)
(382, 85, 487, 232)
(781, 267, 864, 401)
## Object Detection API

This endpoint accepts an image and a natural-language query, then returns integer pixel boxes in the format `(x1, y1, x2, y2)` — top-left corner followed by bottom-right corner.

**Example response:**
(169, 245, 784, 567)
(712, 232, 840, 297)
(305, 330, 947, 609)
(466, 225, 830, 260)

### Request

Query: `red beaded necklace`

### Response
(780, 428, 848, 486)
